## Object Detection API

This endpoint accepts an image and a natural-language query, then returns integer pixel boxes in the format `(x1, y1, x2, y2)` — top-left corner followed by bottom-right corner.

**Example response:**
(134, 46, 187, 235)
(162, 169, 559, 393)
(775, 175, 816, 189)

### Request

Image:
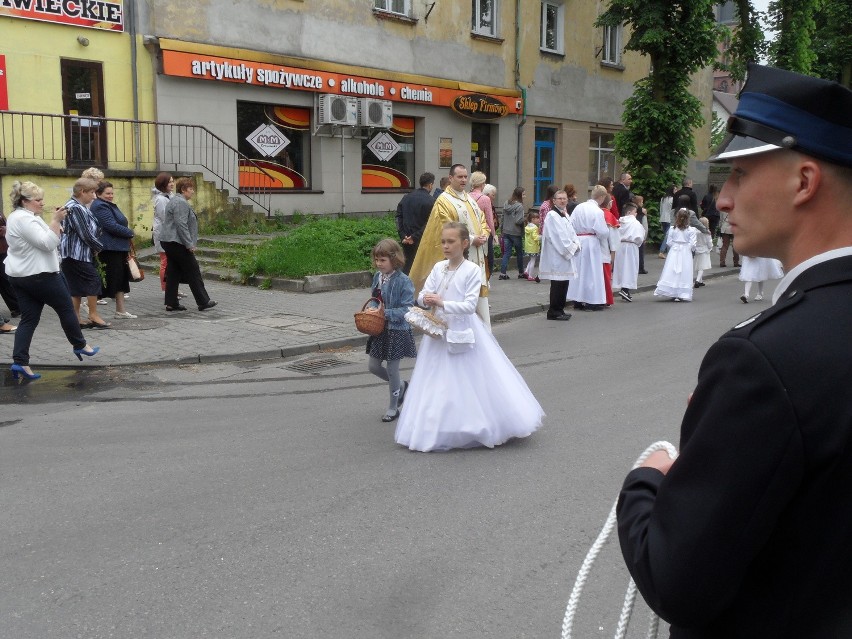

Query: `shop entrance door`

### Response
(61, 59, 107, 168)
(534, 127, 556, 205)
(470, 123, 492, 179)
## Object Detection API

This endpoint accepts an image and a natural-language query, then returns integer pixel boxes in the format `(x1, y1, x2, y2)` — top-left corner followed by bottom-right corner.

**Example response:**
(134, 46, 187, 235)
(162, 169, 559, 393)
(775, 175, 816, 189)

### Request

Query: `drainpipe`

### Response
(514, 0, 527, 188)
(340, 129, 346, 216)
(128, 0, 141, 170)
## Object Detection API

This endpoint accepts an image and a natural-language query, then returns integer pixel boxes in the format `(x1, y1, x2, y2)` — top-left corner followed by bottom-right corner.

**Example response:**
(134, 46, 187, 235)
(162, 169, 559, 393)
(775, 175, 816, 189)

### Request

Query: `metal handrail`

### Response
(0, 110, 274, 215)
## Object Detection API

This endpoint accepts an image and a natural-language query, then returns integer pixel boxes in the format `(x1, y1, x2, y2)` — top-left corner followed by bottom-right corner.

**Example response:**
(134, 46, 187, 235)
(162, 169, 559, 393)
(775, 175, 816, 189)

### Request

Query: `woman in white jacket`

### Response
(539, 190, 580, 321)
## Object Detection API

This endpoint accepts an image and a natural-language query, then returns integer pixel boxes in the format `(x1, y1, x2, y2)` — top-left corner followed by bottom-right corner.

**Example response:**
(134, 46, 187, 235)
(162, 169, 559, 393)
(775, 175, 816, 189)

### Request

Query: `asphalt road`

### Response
(0, 274, 769, 639)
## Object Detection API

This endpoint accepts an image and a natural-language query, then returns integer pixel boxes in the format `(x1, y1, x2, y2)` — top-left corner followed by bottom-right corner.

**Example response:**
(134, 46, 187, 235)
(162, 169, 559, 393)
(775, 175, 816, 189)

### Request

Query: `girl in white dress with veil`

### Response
(654, 208, 698, 302)
(395, 222, 544, 452)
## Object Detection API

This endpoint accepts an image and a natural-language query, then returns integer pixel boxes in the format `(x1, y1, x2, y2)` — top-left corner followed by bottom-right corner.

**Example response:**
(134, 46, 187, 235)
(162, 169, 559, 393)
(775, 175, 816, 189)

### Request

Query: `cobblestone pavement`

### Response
(0, 250, 738, 369)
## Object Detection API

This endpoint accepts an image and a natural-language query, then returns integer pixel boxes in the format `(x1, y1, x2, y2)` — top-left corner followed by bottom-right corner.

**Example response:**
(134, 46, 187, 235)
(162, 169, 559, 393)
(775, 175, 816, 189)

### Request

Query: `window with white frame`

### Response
(602, 24, 623, 65)
(472, 0, 498, 37)
(589, 132, 616, 186)
(374, 0, 409, 16)
(540, 1, 564, 53)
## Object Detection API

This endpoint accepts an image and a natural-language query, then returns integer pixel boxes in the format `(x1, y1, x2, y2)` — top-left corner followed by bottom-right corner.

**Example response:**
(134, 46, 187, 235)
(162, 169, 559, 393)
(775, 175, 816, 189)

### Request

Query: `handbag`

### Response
(354, 298, 386, 336)
(127, 241, 145, 282)
(446, 328, 475, 354)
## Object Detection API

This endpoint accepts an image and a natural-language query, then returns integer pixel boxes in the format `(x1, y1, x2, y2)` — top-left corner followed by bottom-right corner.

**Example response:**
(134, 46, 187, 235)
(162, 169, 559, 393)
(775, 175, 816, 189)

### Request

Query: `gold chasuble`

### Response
(408, 187, 490, 297)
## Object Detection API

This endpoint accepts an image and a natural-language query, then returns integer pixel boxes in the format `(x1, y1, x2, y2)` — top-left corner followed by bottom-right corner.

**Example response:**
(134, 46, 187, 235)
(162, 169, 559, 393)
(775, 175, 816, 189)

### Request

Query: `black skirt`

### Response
(366, 328, 417, 362)
(98, 250, 130, 298)
(61, 258, 102, 297)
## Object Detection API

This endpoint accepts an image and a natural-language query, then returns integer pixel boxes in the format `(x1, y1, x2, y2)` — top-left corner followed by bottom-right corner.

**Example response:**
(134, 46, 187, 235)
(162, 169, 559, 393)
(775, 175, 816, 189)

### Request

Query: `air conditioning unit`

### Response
(359, 98, 393, 128)
(318, 94, 358, 126)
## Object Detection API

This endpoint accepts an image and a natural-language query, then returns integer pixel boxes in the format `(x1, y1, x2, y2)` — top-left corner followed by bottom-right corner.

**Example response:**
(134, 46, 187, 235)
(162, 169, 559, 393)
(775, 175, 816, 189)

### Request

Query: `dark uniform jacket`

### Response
(618, 255, 852, 638)
(395, 188, 434, 247)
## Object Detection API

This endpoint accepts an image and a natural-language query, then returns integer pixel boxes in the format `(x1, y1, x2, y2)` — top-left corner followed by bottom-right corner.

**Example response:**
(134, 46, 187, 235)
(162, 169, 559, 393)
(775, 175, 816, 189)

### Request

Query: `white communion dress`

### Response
(739, 256, 784, 282)
(395, 259, 544, 452)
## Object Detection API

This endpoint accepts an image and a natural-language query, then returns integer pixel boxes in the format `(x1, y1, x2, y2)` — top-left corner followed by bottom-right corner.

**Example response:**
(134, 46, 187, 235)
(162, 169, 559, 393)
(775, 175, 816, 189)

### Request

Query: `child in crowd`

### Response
(365, 239, 417, 422)
(739, 256, 784, 303)
(612, 202, 646, 302)
(524, 210, 542, 282)
(395, 222, 544, 452)
(693, 215, 714, 288)
(654, 208, 697, 302)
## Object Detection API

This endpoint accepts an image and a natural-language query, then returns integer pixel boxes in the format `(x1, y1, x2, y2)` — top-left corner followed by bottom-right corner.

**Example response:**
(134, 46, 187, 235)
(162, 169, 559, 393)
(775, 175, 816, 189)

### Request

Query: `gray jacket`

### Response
(501, 201, 525, 237)
(159, 194, 198, 248)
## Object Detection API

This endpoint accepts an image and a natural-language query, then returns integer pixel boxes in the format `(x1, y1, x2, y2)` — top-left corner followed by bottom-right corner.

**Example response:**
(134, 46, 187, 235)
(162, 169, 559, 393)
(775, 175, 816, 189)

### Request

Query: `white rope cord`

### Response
(561, 441, 679, 639)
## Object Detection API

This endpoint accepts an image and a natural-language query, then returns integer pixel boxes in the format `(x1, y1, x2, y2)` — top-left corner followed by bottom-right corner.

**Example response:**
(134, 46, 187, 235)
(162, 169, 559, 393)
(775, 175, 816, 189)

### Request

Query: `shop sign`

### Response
(246, 123, 289, 157)
(367, 132, 400, 162)
(0, 0, 124, 31)
(161, 48, 522, 117)
(0, 56, 7, 111)
(451, 93, 509, 121)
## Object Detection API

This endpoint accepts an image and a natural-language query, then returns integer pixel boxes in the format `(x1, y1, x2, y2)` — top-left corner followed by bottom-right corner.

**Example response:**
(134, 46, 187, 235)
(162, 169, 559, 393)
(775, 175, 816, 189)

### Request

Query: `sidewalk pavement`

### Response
(0, 248, 739, 369)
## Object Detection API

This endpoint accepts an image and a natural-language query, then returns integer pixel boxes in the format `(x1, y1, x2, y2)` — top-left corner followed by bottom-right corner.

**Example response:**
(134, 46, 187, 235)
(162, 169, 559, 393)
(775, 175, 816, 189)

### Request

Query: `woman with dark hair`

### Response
(160, 177, 216, 312)
(562, 183, 580, 214)
(61, 177, 110, 329)
(152, 172, 179, 295)
(6, 181, 99, 380)
(499, 186, 527, 280)
(537, 184, 559, 231)
(91, 181, 137, 319)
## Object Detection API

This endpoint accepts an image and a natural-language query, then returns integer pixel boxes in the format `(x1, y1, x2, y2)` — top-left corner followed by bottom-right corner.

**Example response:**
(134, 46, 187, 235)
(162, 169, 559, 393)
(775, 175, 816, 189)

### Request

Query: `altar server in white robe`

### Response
(566, 185, 609, 310)
(539, 190, 581, 320)
(396, 222, 544, 452)
(612, 201, 646, 302)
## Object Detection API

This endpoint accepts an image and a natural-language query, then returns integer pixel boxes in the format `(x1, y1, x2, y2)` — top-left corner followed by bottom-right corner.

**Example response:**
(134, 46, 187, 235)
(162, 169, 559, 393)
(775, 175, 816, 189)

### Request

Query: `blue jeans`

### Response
(501, 234, 524, 274)
(658, 223, 671, 252)
(9, 272, 86, 365)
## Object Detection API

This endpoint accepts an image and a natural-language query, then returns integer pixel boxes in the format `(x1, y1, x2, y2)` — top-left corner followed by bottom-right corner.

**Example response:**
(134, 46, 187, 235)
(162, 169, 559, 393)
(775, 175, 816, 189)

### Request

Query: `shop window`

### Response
(374, 0, 409, 16)
(472, 0, 498, 38)
(236, 101, 311, 191)
(362, 117, 415, 190)
(602, 24, 623, 66)
(540, 1, 564, 54)
(589, 132, 616, 186)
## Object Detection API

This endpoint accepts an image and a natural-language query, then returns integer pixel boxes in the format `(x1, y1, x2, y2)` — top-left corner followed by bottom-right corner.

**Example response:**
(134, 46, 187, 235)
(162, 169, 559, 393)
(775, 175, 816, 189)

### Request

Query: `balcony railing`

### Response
(0, 111, 274, 215)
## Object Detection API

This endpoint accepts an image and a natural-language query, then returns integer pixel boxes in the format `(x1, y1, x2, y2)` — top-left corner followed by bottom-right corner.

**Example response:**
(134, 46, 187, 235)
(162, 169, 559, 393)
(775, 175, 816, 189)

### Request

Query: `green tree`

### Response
(811, 0, 852, 87)
(596, 0, 722, 204)
(767, 0, 824, 74)
(724, 0, 766, 83)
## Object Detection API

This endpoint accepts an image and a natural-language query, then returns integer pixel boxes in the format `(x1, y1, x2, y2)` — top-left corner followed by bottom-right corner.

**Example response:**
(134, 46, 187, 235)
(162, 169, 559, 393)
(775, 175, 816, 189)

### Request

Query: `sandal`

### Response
(381, 410, 400, 423)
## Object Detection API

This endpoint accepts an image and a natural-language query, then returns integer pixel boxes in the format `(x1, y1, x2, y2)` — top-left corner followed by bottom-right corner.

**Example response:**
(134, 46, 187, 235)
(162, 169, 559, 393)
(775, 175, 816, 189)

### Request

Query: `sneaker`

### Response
(754, 294, 764, 301)
(740, 295, 749, 304)
(517, 273, 526, 279)
(96, 299, 108, 305)
(498, 274, 510, 280)
(114, 311, 137, 319)
(619, 289, 632, 302)
(123, 293, 130, 299)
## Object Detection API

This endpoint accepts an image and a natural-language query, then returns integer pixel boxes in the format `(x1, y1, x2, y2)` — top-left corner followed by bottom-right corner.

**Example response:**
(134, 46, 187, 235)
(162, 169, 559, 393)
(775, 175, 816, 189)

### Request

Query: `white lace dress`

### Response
(395, 259, 544, 452)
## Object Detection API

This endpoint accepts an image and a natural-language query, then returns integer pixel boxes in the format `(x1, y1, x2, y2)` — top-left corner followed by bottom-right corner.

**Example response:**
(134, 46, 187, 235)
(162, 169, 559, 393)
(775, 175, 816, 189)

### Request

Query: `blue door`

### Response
(534, 127, 556, 205)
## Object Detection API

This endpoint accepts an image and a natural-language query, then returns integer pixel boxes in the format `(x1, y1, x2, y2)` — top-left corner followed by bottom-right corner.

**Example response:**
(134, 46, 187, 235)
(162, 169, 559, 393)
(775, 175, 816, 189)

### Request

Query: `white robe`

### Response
(739, 256, 784, 282)
(539, 209, 580, 281)
(395, 259, 544, 452)
(612, 215, 646, 290)
(655, 227, 697, 300)
(566, 199, 608, 304)
(694, 229, 713, 272)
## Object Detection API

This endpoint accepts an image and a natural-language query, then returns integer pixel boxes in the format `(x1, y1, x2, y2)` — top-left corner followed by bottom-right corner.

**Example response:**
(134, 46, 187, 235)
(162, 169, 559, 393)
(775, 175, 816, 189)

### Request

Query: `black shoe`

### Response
(638, 269, 649, 275)
(166, 305, 187, 312)
(619, 289, 632, 302)
(547, 313, 572, 321)
(10, 311, 20, 318)
(573, 302, 586, 310)
(498, 274, 510, 280)
(534, 277, 540, 283)
(198, 300, 217, 311)
(740, 295, 749, 304)
(517, 273, 527, 279)
(695, 281, 705, 288)
(381, 409, 400, 423)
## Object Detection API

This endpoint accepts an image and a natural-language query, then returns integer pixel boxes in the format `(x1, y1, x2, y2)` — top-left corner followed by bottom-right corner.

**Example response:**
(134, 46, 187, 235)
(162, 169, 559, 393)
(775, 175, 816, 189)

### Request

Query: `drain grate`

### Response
(284, 356, 348, 375)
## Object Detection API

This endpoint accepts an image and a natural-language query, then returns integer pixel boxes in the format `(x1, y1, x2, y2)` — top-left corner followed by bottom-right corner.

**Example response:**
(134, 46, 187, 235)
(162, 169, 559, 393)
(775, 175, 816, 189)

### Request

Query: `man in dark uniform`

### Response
(395, 172, 435, 274)
(673, 177, 699, 216)
(613, 172, 632, 214)
(617, 63, 852, 638)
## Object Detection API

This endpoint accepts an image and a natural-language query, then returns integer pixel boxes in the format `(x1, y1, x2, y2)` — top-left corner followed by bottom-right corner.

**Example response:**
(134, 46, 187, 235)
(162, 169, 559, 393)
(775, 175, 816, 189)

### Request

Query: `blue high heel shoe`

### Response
(73, 345, 100, 361)
(10, 364, 40, 380)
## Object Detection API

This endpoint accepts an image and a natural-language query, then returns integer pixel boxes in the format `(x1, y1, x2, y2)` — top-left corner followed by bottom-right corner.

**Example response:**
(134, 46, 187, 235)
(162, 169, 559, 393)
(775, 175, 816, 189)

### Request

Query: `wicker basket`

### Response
(404, 305, 448, 338)
(354, 298, 386, 336)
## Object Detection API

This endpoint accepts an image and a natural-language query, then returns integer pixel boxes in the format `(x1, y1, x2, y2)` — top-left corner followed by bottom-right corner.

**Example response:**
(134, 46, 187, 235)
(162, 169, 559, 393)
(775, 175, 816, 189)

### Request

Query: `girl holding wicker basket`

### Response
(395, 222, 544, 452)
(365, 238, 417, 423)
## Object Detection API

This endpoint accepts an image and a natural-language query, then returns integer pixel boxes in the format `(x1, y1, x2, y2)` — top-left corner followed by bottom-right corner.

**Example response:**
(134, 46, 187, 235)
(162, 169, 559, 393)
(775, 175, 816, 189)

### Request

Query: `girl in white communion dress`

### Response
(395, 222, 544, 452)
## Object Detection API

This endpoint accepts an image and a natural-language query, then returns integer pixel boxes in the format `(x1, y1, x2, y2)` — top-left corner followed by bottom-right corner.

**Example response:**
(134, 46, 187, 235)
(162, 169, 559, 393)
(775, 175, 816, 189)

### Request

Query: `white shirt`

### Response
(4, 208, 61, 277)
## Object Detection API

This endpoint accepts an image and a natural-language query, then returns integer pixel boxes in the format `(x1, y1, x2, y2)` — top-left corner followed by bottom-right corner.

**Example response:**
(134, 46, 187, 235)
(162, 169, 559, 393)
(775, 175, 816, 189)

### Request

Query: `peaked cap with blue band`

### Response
(710, 63, 852, 168)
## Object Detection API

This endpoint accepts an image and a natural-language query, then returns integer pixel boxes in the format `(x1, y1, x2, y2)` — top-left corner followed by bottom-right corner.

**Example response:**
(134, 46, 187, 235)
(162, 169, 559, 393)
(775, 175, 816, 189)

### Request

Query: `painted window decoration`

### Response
(602, 24, 622, 65)
(540, 1, 564, 53)
(237, 101, 310, 191)
(374, 0, 409, 16)
(589, 132, 616, 186)
(472, 0, 497, 37)
(362, 117, 415, 189)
